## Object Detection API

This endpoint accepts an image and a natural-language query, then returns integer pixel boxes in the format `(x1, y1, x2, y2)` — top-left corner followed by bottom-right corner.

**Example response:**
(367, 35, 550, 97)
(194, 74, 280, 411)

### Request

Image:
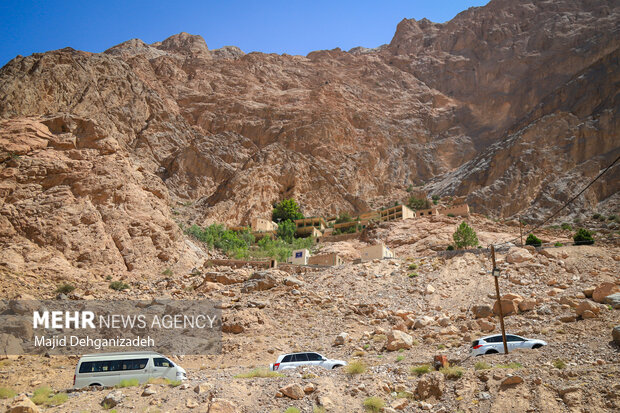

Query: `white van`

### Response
(73, 351, 187, 388)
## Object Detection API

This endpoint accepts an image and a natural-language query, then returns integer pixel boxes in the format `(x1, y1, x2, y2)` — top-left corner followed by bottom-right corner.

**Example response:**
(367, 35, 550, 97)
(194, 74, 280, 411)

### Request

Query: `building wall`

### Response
(251, 218, 277, 232)
(417, 207, 439, 217)
(402, 205, 416, 219)
(439, 204, 470, 217)
(360, 243, 394, 261)
(308, 253, 343, 266)
(288, 249, 310, 265)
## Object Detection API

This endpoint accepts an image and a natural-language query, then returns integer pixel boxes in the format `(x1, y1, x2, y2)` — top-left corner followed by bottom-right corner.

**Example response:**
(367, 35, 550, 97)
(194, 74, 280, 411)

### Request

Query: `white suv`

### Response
(269, 352, 347, 371)
(471, 334, 547, 356)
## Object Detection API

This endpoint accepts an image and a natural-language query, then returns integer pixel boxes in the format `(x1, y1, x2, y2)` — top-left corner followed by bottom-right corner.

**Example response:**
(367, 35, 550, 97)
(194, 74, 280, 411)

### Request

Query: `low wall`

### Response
(204, 259, 276, 269)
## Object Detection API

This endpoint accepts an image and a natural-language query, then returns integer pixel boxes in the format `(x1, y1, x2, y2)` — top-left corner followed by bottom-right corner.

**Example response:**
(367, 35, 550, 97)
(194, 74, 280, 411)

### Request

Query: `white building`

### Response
(287, 249, 310, 265)
(360, 243, 394, 262)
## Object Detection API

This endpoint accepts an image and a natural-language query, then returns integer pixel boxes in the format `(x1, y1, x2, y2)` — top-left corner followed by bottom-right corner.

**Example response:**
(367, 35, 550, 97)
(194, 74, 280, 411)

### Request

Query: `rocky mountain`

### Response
(0, 0, 618, 276)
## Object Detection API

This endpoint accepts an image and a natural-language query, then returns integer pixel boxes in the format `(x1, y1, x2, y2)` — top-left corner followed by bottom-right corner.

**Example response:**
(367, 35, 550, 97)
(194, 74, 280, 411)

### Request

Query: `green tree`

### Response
(277, 219, 296, 243)
(573, 228, 594, 245)
(272, 199, 304, 223)
(431, 195, 440, 205)
(335, 212, 353, 224)
(452, 221, 479, 249)
(407, 196, 431, 211)
(525, 233, 542, 247)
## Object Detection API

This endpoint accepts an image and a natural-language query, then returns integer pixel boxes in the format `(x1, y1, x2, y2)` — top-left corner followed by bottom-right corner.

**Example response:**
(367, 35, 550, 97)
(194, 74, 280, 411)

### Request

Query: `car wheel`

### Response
(89, 383, 102, 387)
(332, 365, 343, 369)
(485, 349, 499, 355)
(532, 344, 542, 349)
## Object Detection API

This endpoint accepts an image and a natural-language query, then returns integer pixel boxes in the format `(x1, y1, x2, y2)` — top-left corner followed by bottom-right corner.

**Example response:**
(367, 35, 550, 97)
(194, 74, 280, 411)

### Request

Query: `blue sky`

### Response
(0, 1, 489, 67)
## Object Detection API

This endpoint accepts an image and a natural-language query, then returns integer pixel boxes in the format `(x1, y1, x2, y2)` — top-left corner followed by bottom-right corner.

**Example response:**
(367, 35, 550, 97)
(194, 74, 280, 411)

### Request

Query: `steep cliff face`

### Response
(0, 0, 618, 277)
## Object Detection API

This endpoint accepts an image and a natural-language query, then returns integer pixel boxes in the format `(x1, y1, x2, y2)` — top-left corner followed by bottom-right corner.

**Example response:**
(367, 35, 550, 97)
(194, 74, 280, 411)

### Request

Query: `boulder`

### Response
(392, 398, 409, 410)
(612, 326, 620, 345)
(416, 371, 445, 400)
(101, 390, 124, 408)
(501, 375, 524, 386)
(208, 398, 238, 413)
(592, 282, 620, 303)
(279, 383, 305, 400)
(518, 299, 537, 312)
(506, 248, 533, 263)
(604, 293, 620, 309)
(333, 332, 349, 346)
(477, 319, 495, 332)
(194, 382, 213, 394)
(241, 271, 279, 292)
(284, 277, 304, 287)
(583, 287, 595, 298)
(493, 299, 519, 316)
(414, 316, 434, 329)
(386, 329, 414, 351)
(6, 395, 39, 413)
(141, 385, 157, 396)
(472, 304, 492, 319)
(576, 300, 600, 317)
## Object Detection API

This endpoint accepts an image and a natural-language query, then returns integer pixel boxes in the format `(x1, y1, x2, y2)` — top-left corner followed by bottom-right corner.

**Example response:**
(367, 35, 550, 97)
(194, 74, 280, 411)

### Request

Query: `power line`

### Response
(494, 152, 620, 248)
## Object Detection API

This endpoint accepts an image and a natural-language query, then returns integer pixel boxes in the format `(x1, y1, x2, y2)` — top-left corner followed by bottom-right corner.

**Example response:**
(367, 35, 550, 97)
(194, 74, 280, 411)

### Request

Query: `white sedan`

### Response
(471, 334, 547, 356)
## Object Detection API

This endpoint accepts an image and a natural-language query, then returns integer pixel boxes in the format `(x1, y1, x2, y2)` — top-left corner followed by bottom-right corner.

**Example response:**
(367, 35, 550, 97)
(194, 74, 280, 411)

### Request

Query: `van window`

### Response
(154, 358, 174, 367)
(79, 358, 149, 373)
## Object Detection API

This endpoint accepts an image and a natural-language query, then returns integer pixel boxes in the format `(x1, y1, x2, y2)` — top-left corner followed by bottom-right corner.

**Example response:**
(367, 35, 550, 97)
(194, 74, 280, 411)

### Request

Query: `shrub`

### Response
(446, 245, 455, 251)
(335, 212, 354, 224)
(560, 223, 572, 231)
(525, 233, 542, 247)
(573, 228, 594, 245)
(554, 242, 563, 247)
(109, 281, 129, 291)
(363, 397, 385, 412)
(474, 361, 491, 370)
(161, 268, 173, 276)
(453, 221, 479, 249)
(408, 263, 418, 270)
(447, 213, 455, 217)
(116, 379, 140, 388)
(0, 387, 16, 399)
(251, 236, 313, 262)
(406, 184, 413, 193)
(30, 386, 53, 405)
(313, 406, 327, 413)
(592, 213, 601, 220)
(276, 219, 296, 243)
(55, 283, 75, 294)
(553, 359, 566, 369)
(396, 355, 405, 362)
(440, 365, 463, 379)
(185, 223, 254, 257)
(410, 364, 431, 376)
(284, 408, 300, 413)
(272, 199, 304, 223)
(432, 195, 440, 204)
(47, 393, 68, 406)
(407, 196, 430, 211)
(609, 214, 618, 221)
(345, 361, 366, 375)
(234, 369, 283, 378)
(408, 272, 418, 278)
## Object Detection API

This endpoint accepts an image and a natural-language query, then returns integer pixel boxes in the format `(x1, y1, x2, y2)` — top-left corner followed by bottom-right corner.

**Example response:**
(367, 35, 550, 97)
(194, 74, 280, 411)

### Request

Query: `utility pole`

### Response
(491, 245, 509, 354)
(519, 216, 523, 247)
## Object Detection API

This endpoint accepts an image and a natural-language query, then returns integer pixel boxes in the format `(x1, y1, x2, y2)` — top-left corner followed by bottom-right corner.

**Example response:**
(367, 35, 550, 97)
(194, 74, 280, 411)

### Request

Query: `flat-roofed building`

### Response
(294, 217, 327, 236)
(308, 253, 344, 266)
(416, 207, 439, 217)
(287, 248, 310, 265)
(438, 204, 470, 217)
(251, 218, 278, 232)
(378, 204, 416, 222)
(360, 243, 395, 261)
